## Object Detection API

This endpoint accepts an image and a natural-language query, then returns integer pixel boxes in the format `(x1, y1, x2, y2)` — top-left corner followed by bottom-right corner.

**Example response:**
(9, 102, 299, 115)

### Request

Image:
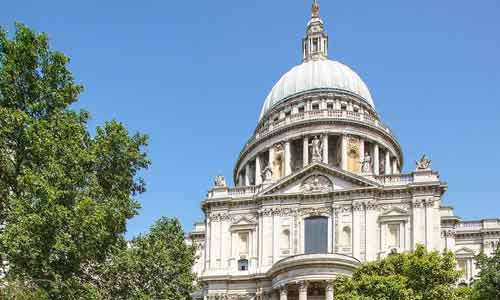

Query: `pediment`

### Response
(230, 216, 257, 231)
(258, 163, 379, 196)
(381, 207, 409, 217)
(232, 216, 257, 226)
(455, 247, 476, 256)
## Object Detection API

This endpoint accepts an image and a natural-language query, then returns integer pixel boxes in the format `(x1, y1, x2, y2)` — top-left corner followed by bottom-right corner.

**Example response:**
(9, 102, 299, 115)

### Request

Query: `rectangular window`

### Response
(304, 217, 328, 254)
(387, 224, 400, 248)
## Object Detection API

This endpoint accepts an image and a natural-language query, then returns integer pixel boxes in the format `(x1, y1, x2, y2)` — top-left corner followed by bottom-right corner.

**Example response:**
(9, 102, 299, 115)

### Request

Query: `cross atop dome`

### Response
(303, 0, 329, 62)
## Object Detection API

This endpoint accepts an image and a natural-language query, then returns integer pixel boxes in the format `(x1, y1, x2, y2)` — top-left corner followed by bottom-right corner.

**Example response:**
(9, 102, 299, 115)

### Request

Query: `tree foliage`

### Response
(0, 23, 197, 300)
(97, 218, 197, 300)
(334, 245, 471, 300)
(471, 245, 500, 300)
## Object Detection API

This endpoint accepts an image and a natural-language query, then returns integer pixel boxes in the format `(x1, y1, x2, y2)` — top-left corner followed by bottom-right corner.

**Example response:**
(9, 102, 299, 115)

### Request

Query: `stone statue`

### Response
(214, 175, 226, 187)
(262, 166, 273, 182)
(416, 154, 432, 171)
(310, 135, 322, 162)
(361, 152, 372, 173)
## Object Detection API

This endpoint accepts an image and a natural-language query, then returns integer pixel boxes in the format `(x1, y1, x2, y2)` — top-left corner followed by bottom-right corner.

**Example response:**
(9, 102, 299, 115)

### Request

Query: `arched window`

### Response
(238, 259, 249, 271)
(304, 216, 328, 254)
(342, 226, 351, 246)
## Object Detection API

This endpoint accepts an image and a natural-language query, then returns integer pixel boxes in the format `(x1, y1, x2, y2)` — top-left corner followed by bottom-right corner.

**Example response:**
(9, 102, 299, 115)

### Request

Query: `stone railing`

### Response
(240, 109, 394, 158)
(375, 174, 414, 186)
(206, 185, 262, 199)
(455, 221, 483, 230)
(258, 109, 391, 140)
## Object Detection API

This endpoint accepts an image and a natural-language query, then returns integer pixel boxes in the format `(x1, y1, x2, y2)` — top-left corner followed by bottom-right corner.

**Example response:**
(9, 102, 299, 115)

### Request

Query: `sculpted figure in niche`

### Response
(361, 152, 372, 173)
(310, 135, 322, 162)
(214, 175, 226, 187)
(272, 144, 284, 179)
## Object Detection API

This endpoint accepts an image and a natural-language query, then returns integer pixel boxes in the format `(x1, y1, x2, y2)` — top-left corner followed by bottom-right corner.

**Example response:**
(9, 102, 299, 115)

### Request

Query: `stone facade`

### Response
(186, 2, 500, 299)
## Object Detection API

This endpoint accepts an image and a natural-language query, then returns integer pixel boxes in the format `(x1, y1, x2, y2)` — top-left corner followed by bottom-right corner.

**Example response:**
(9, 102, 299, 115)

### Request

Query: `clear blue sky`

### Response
(2, 0, 499, 238)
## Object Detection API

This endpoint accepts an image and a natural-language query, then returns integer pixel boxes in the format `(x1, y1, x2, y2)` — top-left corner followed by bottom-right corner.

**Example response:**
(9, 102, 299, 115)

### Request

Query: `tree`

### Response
(97, 218, 197, 300)
(471, 245, 500, 300)
(334, 245, 471, 300)
(0, 23, 150, 299)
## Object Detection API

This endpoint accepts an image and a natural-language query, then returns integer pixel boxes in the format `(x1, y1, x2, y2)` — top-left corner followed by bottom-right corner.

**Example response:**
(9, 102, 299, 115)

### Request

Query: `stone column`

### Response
(341, 135, 348, 170)
(299, 281, 308, 300)
(255, 155, 262, 185)
(245, 163, 250, 186)
(385, 151, 391, 175)
(280, 286, 288, 300)
(373, 144, 380, 175)
(326, 282, 334, 300)
(322, 134, 329, 164)
(303, 136, 309, 167)
(284, 140, 291, 176)
(238, 173, 244, 186)
(392, 159, 399, 174)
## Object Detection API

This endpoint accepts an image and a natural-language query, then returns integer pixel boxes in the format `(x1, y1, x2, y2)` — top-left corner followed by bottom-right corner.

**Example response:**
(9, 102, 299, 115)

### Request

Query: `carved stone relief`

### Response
(300, 174, 333, 193)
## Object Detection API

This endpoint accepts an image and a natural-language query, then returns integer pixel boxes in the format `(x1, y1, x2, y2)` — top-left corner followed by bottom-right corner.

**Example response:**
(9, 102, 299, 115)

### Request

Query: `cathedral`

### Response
(187, 1, 500, 299)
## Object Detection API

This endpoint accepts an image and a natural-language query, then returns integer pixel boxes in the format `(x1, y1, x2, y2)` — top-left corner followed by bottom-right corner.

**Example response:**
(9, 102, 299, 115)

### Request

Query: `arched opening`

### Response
(304, 216, 328, 254)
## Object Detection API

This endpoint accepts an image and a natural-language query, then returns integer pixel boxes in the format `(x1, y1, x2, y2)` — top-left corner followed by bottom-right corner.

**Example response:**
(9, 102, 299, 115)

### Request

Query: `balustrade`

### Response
(241, 109, 394, 159)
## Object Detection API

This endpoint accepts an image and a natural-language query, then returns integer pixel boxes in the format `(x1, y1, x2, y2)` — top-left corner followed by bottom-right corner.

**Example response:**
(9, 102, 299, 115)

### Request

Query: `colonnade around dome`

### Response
(235, 92, 402, 187)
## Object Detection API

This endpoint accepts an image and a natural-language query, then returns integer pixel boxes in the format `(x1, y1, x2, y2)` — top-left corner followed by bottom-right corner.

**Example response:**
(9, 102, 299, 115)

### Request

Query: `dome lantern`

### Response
(303, 0, 328, 62)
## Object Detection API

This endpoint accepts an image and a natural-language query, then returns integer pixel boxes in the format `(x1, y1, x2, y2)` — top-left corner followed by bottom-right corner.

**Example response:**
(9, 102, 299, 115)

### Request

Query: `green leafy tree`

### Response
(334, 245, 471, 300)
(471, 245, 500, 300)
(97, 218, 197, 300)
(0, 23, 150, 299)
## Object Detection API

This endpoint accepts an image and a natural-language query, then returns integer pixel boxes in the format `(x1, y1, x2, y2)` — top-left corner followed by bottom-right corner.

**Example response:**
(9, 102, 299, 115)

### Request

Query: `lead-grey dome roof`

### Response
(260, 59, 374, 120)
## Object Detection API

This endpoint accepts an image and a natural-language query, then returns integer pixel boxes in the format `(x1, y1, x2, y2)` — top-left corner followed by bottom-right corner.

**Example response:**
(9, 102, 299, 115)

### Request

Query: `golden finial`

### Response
(312, 0, 319, 17)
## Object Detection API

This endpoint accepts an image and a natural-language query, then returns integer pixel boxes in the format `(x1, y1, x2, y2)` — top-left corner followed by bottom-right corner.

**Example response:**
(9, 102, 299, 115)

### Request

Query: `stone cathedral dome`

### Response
(260, 60, 374, 120)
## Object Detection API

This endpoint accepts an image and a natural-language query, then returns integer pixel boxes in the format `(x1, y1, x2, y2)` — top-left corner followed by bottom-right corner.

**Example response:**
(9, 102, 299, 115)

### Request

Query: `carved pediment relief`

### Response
(300, 175, 333, 193)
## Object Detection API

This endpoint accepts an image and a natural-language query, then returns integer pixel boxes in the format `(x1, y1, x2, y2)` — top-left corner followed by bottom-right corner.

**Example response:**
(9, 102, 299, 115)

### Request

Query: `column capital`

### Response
(280, 285, 288, 293)
(298, 280, 308, 291)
